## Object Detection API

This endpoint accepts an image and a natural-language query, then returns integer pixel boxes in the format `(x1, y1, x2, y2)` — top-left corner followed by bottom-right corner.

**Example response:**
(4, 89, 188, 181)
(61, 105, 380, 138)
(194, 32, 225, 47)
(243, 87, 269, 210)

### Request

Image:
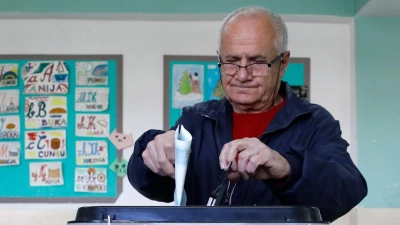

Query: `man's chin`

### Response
(227, 97, 256, 106)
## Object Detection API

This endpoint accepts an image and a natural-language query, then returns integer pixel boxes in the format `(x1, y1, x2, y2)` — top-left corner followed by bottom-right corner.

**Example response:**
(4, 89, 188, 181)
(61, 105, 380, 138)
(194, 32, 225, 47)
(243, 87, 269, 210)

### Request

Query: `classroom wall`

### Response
(356, 16, 400, 208)
(0, 16, 358, 225)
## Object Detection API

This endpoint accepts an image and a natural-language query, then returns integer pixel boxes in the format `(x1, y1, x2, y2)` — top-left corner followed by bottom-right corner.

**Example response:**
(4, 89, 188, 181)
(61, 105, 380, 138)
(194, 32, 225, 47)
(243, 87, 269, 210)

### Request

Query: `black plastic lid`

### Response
(68, 206, 327, 223)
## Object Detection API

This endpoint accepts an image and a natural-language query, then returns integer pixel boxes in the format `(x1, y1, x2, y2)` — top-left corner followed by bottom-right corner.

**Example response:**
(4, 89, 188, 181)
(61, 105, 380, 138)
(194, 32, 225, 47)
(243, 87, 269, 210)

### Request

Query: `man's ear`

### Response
(280, 51, 291, 78)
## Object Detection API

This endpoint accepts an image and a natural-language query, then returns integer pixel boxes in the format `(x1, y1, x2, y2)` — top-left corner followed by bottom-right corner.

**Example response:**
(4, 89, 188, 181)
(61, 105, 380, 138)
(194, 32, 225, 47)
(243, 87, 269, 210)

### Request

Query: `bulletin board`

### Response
(0, 55, 123, 203)
(163, 55, 310, 130)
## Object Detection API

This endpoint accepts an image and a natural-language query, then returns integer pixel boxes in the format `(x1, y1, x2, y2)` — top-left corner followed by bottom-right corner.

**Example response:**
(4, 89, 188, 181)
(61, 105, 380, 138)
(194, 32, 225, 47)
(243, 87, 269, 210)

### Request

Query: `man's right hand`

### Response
(142, 130, 176, 178)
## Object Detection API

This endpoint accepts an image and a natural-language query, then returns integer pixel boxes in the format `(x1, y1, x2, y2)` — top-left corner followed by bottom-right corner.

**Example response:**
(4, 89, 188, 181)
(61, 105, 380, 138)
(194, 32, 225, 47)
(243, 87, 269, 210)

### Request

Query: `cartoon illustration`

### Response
(108, 129, 133, 150)
(172, 64, 204, 109)
(76, 61, 108, 86)
(74, 167, 107, 193)
(0, 64, 18, 87)
(109, 158, 128, 178)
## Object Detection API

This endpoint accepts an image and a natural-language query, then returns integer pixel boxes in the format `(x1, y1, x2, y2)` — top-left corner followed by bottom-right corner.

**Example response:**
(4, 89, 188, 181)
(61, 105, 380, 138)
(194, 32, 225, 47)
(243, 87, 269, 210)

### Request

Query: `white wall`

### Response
(0, 17, 363, 225)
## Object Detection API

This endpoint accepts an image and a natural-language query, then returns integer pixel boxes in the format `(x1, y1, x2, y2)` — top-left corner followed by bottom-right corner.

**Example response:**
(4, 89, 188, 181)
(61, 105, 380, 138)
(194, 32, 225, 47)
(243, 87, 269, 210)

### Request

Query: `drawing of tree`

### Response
(179, 70, 191, 95)
(212, 80, 225, 99)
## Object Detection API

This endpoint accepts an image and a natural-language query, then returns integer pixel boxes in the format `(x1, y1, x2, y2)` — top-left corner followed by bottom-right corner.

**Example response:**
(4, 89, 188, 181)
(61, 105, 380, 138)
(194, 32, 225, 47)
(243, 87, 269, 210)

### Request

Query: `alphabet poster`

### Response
(76, 140, 108, 165)
(0, 115, 20, 139)
(0, 142, 20, 166)
(0, 63, 18, 87)
(29, 161, 64, 186)
(22, 61, 69, 94)
(24, 96, 68, 129)
(74, 167, 107, 193)
(0, 55, 122, 203)
(24, 130, 67, 159)
(75, 87, 109, 111)
(0, 90, 19, 114)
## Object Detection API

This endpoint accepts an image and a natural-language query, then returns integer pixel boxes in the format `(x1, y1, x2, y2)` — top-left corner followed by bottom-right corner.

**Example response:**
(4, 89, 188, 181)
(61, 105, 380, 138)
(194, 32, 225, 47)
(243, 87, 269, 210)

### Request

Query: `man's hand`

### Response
(219, 138, 290, 181)
(142, 130, 176, 178)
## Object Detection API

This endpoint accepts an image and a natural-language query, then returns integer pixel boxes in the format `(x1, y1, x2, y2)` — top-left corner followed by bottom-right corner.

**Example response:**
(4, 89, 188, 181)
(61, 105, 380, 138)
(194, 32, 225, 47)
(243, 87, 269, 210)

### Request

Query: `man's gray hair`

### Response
(217, 6, 288, 53)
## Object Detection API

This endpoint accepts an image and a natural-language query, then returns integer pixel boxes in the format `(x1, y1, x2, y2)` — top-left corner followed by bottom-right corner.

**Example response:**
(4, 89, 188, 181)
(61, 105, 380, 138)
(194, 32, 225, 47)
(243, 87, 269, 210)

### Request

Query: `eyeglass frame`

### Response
(218, 53, 284, 76)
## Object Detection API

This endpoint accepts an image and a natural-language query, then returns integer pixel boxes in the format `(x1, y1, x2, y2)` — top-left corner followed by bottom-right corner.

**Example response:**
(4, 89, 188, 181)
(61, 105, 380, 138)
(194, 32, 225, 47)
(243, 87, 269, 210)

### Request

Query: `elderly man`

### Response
(128, 6, 367, 222)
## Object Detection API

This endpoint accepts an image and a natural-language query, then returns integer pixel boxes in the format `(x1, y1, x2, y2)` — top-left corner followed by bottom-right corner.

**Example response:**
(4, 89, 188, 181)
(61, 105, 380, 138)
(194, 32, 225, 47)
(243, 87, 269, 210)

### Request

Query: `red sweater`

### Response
(233, 99, 286, 140)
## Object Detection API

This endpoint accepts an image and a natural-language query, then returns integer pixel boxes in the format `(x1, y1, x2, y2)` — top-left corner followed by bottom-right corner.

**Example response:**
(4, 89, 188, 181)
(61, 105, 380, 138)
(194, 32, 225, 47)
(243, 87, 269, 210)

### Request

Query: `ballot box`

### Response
(67, 206, 329, 224)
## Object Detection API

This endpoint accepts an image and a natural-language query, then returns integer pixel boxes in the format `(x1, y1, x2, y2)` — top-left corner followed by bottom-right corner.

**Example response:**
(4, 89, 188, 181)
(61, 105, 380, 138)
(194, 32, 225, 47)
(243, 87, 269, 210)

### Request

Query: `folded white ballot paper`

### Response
(174, 124, 192, 206)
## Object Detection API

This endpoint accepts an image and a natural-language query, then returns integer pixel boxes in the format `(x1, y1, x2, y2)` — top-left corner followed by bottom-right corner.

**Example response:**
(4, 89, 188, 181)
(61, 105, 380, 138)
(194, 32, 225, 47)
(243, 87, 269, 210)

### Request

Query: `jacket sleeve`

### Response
(127, 129, 175, 202)
(267, 112, 368, 222)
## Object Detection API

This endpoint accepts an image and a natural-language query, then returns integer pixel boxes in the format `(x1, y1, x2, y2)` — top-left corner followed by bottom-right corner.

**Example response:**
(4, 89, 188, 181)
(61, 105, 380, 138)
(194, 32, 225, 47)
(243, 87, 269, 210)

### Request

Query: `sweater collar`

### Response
(201, 81, 311, 134)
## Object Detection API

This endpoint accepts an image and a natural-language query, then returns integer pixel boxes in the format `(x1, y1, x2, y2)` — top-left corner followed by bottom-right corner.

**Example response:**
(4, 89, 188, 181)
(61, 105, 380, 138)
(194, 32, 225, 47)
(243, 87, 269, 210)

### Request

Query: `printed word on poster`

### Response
(25, 130, 66, 159)
(76, 114, 109, 137)
(75, 167, 107, 193)
(76, 61, 108, 86)
(0, 142, 20, 166)
(76, 140, 108, 165)
(0, 115, 20, 139)
(0, 90, 19, 114)
(25, 96, 67, 129)
(22, 61, 69, 94)
(0, 63, 18, 87)
(75, 87, 109, 111)
(29, 162, 64, 186)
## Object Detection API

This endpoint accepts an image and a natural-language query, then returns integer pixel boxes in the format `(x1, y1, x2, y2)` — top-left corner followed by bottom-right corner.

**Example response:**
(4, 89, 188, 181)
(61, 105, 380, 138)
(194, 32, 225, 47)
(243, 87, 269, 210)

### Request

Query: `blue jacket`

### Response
(128, 82, 367, 222)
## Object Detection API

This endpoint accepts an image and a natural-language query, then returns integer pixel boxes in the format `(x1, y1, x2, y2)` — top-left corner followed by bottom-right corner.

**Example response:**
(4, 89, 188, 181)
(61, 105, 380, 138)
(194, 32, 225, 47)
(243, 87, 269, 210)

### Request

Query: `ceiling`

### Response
(357, 0, 400, 16)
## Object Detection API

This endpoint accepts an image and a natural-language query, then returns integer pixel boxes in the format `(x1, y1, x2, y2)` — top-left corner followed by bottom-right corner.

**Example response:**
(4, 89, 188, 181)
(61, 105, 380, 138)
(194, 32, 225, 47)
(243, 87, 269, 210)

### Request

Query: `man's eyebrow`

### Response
(223, 54, 267, 60)
(248, 55, 267, 61)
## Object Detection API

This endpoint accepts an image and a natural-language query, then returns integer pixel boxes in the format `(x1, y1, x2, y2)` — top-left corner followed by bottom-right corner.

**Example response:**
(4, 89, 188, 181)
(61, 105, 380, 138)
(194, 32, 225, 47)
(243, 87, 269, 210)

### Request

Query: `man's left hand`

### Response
(219, 138, 291, 181)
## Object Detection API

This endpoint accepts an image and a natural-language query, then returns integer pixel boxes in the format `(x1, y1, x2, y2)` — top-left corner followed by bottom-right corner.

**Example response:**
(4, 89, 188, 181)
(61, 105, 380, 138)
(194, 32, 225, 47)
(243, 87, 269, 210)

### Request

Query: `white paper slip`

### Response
(174, 124, 192, 206)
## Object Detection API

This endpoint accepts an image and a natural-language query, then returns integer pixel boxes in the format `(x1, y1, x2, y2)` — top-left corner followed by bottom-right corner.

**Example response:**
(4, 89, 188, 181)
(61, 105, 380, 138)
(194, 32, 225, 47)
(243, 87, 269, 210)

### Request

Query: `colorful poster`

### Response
(0, 142, 20, 166)
(74, 167, 107, 193)
(25, 130, 67, 160)
(76, 61, 108, 86)
(24, 96, 67, 129)
(76, 140, 108, 165)
(0, 90, 19, 114)
(171, 64, 204, 109)
(0, 63, 18, 87)
(29, 162, 64, 186)
(205, 64, 224, 100)
(75, 87, 109, 111)
(0, 115, 20, 139)
(76, 114, 110, 137)
(22, 61, 69, 94)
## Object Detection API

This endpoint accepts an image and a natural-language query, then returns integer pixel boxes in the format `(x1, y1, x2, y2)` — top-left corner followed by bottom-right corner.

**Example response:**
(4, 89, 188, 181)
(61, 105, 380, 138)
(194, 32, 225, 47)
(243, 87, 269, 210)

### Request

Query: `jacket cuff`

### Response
(264, 151, 303, 191)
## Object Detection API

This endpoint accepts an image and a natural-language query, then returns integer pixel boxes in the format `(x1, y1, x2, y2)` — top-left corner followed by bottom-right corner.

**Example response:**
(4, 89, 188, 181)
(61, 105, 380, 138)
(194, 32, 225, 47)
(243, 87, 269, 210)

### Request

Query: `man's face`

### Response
(219, 15, 288, 113)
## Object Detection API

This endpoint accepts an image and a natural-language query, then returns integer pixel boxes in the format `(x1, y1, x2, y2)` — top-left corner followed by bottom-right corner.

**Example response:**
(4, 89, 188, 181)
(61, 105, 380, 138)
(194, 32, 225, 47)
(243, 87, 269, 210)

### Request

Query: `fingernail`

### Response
(220, 162, 225, 169)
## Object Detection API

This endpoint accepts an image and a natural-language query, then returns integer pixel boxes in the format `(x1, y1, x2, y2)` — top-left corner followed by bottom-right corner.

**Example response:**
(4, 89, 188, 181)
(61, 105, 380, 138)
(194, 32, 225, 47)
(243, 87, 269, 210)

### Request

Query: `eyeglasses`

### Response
(218, 53, 283, 76)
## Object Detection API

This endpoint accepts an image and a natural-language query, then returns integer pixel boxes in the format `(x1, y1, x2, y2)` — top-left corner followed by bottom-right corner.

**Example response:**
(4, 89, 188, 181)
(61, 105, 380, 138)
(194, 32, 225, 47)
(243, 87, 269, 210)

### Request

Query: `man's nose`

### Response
(235, 66, 252, 81)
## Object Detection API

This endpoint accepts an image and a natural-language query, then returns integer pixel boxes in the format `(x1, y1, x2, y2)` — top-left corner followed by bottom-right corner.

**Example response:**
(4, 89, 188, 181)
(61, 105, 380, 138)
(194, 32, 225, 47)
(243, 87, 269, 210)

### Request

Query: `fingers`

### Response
(237, 145, 272, 180)
(142, 131, 176, 178)
(220, 138, 290, 180)
(219, 139, 248, 170)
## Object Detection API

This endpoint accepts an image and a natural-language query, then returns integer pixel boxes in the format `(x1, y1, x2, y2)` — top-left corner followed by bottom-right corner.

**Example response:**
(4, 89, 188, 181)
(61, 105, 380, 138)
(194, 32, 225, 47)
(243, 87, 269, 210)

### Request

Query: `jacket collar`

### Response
(199, 81, 311, 143)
